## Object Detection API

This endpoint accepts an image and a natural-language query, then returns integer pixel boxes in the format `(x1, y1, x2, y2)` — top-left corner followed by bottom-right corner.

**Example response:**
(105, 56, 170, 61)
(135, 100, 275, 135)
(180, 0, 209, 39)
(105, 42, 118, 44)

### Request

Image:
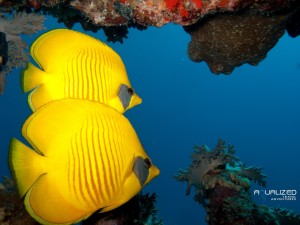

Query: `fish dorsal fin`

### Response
(30, 29, 127, 74)
(21, 99, 92, 155)
(31, 29, 104, 73)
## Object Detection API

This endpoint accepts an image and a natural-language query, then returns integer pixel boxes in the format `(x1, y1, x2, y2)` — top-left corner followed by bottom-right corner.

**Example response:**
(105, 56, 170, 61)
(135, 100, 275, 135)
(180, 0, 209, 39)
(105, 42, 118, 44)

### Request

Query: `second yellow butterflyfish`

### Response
(9, 99, 159, 225)
(22, 29, 142, 113)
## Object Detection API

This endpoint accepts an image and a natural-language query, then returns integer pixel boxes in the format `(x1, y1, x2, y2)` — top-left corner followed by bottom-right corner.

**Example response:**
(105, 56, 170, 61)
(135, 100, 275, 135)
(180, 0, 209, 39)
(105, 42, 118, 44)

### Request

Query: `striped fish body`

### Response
(22, 29, 142, 113)
(9, 99, 159, 225)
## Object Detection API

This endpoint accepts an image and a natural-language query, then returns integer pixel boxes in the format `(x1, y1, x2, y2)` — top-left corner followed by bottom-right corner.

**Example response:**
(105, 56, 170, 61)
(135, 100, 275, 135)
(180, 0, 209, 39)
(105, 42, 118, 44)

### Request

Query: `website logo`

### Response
(253, 189, 297, 201)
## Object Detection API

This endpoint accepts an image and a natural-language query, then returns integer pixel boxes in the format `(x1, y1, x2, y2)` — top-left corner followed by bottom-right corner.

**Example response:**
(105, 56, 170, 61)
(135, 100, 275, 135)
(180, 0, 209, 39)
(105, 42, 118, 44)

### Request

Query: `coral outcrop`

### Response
(184, 11, 294, 74)
(0, 0, 299, 81)
(0, 11, 45, 95)
(6, 0, 295, 27)
(174, 139, 300, 225)
(1, 0, 299, 27)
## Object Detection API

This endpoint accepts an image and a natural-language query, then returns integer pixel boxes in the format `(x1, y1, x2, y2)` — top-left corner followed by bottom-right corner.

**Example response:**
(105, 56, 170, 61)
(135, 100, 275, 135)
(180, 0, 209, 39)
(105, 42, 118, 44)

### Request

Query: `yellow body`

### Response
(22, 29, 142, 113)
(9, 99, 159, 225)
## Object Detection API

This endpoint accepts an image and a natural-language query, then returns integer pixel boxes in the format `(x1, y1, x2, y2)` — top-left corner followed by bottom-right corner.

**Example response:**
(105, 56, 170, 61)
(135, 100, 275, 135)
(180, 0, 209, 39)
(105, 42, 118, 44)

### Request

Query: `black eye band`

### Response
(144, 158, 152, 169)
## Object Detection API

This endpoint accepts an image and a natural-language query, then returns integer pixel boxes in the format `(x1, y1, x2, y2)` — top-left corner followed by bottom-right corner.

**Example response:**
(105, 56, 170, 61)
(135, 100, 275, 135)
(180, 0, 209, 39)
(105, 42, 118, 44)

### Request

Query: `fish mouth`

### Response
(152, 165, 160, 177)
(127, 94, 142, 111)
(134, 94, 142, 106)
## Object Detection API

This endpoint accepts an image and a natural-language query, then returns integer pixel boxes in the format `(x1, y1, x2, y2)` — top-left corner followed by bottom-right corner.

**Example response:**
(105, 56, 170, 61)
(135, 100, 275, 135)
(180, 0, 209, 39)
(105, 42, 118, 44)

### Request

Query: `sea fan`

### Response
(0, 11, 45, 95)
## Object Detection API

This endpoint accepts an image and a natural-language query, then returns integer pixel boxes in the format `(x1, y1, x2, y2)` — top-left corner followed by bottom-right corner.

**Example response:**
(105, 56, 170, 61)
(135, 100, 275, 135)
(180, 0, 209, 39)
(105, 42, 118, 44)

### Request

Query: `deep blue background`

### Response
(1, 16, 299, 224)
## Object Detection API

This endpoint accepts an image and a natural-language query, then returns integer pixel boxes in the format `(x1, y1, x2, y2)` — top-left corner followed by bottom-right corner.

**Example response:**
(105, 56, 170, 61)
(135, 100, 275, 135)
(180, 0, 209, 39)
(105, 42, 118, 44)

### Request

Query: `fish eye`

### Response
(144, 158, 152, 169)
(127, 88, 134, 96)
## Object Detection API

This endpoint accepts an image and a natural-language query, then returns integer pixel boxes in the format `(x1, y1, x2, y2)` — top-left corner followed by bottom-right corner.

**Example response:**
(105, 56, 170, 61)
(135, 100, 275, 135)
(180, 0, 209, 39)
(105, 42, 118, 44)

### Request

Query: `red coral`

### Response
(192, 0, 202, 9)
(218, 0, 230, 8)
(180, 7, 189, 17)
(164, 0, 202, 19)
(165, 0, 180, 10)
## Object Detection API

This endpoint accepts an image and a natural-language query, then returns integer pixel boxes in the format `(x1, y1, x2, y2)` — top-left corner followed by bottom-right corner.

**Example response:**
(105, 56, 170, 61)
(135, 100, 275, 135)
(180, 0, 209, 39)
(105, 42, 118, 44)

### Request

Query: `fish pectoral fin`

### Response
(22, 62, 46, 93)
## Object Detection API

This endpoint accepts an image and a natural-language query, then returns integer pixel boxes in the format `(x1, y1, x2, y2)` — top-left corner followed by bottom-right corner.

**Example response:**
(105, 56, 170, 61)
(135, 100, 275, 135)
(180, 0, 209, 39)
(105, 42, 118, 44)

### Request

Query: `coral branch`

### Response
(174, 139, 299, 225)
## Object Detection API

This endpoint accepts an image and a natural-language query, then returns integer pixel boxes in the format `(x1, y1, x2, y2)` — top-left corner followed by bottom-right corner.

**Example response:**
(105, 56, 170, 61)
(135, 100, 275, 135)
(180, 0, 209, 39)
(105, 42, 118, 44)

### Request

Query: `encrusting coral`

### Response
(0, 176, 162, 225)
(184, 10, 294, 74)
(0, 11, 45, 95)
(174, 139, 300, 225)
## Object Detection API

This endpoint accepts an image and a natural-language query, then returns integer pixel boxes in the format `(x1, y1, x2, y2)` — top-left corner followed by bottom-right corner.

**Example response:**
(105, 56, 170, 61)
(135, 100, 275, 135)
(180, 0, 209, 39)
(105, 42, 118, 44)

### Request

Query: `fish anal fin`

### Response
(25, 174, 89, 224)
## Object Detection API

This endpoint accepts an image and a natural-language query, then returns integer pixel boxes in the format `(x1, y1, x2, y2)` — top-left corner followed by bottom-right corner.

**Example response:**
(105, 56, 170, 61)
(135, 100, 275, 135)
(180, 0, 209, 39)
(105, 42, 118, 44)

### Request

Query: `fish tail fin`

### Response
(21, 62, 46, 93)
(9, 138, 46, 197)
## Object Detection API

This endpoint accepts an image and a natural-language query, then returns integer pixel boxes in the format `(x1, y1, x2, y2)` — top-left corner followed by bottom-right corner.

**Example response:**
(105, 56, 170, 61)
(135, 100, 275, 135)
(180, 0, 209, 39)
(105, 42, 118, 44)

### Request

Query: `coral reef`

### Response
(0, 11, 45, 95)
(1, 0, 299, 27)
(0, 176, 162, 225)
(41, 5, 147, 43)
(16, 0, 296, 27)
(184, 10, 293, 74)
(174, 139, 266, 205)
(174, 139, 300, 225)
(0, 1, 299, 78)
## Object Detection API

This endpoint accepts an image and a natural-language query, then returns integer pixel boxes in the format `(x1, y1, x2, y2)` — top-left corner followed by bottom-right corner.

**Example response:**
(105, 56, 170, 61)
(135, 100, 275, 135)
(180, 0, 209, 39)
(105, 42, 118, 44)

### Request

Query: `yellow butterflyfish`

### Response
(22, 29, 142, 113)
(9, 99, 159, 225)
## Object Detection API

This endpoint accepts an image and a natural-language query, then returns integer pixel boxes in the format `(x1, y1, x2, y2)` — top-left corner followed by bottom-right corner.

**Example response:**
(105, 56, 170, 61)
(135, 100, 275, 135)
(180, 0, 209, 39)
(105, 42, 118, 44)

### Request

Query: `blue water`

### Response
(1, 16, 300, 225)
